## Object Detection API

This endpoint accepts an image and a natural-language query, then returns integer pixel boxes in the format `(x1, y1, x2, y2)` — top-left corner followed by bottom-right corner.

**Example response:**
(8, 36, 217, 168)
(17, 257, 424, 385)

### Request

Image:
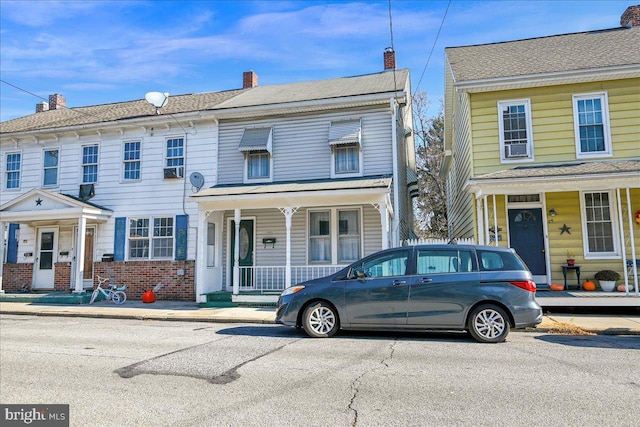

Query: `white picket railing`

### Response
(238, 265, 347, 293)
(403, 237, 475, 246)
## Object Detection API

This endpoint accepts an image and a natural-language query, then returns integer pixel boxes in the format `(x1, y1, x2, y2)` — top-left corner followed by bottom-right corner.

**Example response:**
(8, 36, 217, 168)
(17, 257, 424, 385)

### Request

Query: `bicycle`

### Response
(89, 276, 128, 305)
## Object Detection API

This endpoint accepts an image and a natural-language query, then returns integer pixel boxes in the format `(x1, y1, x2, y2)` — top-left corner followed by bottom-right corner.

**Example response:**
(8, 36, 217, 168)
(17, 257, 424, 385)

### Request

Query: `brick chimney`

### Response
(36, 101, 49, 113)
(384, 47, 396, 70)
(243, 71, 258, 88)
(621, 5, 640, 27)
(48, 93, 66, 110)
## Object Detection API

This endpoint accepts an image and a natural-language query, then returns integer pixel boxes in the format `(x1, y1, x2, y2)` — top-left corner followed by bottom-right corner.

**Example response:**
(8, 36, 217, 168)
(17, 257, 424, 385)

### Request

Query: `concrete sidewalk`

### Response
(1, 300, 639, 335)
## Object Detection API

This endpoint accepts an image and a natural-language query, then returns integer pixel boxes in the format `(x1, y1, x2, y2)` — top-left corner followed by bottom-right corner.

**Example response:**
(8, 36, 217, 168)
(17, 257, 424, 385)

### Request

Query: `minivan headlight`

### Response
(281, 285, 305, 296)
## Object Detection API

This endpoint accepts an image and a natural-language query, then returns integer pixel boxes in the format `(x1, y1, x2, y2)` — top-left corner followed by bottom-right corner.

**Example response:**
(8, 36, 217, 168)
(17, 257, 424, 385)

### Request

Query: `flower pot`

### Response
(599, 280, 616, 292)
(566, 259, 575, 266)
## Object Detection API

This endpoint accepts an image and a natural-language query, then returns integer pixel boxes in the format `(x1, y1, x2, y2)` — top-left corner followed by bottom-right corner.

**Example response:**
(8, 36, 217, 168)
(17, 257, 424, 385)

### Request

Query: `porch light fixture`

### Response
(548, 208, 557, 217)
(145, 92, 169, 114)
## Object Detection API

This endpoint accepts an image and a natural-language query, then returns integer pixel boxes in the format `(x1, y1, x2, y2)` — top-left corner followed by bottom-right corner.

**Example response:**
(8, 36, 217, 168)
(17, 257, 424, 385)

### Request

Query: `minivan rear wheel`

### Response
(468, 304, 510, 343)
(302, 302, 339, 338)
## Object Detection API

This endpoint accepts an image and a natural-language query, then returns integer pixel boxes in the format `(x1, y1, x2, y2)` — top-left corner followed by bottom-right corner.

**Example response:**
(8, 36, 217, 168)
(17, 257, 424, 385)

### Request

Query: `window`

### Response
(497, 100, 533, 162)
(309, 208, 362, 264)
(207, 223, 215, 267)
(582, 192, 618, 257)
(309, 211, 331, 262)
(5, 152, 21, 189)
(166, 137, 184, 177)
(352, 250, 408, 278)
(247, 151, 270, 179)
(573, 93, 612, 158)
(123, 141, 141, 181)
(128, 217, 174, 259)
(477, 250, 525, 271)
(417, 249, 474, 274)
(338, 210, 360, 262)
(334, 144, 360, 174)
(43, 149, 59, 186)
(239, 127, 273, 182)
(82, 145, 99, 183)
(329, 119, 362, 177)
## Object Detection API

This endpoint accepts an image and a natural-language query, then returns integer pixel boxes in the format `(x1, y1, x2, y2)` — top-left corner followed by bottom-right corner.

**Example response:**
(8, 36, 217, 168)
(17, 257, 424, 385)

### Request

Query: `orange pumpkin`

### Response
(550, 283, 564, 291)
(583, 280, 596, 291)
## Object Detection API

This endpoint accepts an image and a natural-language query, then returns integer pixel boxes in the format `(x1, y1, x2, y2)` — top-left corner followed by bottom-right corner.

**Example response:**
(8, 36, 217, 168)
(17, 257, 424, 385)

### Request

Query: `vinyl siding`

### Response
(470, 78, 640, 176)
(216, 107, 393, 185)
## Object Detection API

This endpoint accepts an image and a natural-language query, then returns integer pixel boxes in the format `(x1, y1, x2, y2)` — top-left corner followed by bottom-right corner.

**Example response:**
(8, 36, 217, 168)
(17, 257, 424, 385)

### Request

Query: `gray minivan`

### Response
(276, 244, 543, 343)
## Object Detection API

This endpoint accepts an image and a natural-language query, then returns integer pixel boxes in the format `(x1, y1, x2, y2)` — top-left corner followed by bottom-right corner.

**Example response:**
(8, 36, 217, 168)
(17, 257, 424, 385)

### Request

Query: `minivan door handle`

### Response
(419, 278, 433, 284)
(392, 280, 407, 286)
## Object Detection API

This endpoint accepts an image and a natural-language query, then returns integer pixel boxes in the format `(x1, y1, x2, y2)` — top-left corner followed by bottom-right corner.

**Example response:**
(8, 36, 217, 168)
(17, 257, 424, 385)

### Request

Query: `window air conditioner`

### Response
(79, 183, 95, 201)
(506, 143, 528, 158)
(163, 167, 184, 179)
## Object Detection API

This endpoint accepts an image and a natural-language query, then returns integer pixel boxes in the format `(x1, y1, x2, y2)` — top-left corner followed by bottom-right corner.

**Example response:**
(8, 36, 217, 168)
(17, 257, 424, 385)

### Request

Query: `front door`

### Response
(83, 227, 95, 287)
(509, 209, 546, 278)
(33, 227, 58, 289)
(230, 219, 254, 288)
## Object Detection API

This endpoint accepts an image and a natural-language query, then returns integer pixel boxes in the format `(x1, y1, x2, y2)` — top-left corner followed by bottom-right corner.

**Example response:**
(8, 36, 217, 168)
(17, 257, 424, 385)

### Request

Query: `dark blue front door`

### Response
(508, 208, 546, 275)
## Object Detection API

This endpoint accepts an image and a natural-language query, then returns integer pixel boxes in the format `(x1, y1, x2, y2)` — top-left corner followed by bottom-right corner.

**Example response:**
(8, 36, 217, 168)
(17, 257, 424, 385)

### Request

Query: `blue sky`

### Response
(0, 0, 632, 122)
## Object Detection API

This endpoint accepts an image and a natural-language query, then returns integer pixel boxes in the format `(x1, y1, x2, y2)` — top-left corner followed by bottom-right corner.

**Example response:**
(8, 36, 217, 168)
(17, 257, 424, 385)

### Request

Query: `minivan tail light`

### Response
(509, 280, 536, 292)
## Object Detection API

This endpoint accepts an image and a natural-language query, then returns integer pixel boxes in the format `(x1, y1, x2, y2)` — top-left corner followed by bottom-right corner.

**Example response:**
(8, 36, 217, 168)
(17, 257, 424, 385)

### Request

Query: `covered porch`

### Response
(190, 176, 394, 303)
(466, 160, 640, 295)
(0, 189, 112, 294)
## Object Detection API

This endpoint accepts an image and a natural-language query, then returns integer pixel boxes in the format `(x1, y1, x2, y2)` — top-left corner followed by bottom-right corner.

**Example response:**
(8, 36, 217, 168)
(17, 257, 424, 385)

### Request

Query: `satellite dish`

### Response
(189, 172, 205, 191)
(144, 92, 169, 111)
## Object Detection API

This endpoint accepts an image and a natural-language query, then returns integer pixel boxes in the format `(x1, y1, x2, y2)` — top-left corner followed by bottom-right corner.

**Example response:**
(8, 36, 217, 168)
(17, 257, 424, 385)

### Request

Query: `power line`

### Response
(415, 0, 451, 93)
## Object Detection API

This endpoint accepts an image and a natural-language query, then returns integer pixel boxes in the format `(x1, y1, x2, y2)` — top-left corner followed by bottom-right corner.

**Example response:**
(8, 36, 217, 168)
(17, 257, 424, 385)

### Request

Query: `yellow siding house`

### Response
(443, 6, 640, 293)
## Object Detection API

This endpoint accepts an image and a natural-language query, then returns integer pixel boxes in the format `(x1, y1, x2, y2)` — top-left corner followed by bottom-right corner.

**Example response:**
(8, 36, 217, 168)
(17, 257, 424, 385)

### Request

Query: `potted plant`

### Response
(594, 270, 620, 292)
(566, 251, 576, 266)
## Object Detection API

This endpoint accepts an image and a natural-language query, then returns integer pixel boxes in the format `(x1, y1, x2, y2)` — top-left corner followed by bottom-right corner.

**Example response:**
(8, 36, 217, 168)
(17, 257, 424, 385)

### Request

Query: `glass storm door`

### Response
(33, 228, 58, 289)
(230, 220, 254, 288)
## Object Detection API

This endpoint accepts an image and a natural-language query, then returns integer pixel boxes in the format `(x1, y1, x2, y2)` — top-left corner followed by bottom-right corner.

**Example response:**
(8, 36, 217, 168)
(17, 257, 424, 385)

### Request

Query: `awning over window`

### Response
(239, 127, 272, 153)
(329, 119, 361, 146)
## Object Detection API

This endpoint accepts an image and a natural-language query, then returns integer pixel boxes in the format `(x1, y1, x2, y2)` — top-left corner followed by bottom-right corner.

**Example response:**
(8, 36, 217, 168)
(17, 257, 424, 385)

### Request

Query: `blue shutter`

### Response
(114, 217, 126, 261)
(7, 223, 19, 264)
(175, 215, 188, 260)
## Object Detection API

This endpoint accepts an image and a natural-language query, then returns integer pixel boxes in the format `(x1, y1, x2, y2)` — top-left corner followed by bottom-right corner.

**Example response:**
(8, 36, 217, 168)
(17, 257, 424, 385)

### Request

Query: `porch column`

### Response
(73, 216, 87, 293)
(233, 208, 241, 296)
(476, 196, 485, 245)
(624, 188, 639, 295)
(0, 221, 4, 293)
(379, 201, 389, 249)
(195, 208, 207, 303)
(279, 207, 297, 288)
(492, 194, 498, 246)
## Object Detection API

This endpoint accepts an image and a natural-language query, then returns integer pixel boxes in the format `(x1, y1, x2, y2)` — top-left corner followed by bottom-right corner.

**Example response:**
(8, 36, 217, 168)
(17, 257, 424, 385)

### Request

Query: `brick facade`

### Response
(2, 263, 33, 292)
(94, 260, 195, 301)
(621, 5, 640, 27)
(54, 262, 71, 291)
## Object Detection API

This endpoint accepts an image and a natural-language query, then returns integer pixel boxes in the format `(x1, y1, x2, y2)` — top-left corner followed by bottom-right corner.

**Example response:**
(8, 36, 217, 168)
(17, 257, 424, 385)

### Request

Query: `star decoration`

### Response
(35, 198, 43, 206)
(559, 224, 571, 235)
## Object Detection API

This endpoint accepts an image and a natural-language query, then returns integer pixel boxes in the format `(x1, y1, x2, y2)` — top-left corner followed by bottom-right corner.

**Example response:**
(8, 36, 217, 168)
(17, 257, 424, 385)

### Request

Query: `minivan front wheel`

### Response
(302, 302, 339, 338)
(468, 304, 510, 343)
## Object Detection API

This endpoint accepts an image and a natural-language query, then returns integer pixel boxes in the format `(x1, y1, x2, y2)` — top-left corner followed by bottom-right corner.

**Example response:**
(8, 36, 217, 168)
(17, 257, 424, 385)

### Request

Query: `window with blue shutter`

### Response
(114, 217, 126, 261)
(7, 223, 19, 263)
(175, 215, 188, 260)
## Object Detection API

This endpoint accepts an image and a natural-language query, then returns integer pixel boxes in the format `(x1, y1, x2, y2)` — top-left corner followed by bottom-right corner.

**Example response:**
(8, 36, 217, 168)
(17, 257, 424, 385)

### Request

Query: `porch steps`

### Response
(199, 291, 237, 308)
(0, 291, 90, 304)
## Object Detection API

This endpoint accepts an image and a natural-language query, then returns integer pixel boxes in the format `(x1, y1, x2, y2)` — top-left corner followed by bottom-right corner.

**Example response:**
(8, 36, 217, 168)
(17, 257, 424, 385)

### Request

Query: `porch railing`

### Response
(404, 237, 476, 246)
(238, 265, 347, 293)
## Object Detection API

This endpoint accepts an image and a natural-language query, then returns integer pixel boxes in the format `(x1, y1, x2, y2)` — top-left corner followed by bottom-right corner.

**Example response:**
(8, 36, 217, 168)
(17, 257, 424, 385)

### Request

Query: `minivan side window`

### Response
(417, 250, 474, 274)
(353, 250, 409, 278)
(478, 250, 525, 271)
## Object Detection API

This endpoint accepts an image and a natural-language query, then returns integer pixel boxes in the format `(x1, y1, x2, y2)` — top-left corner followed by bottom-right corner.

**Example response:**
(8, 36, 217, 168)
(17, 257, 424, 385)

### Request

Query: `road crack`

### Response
(348, 341, 396, 426)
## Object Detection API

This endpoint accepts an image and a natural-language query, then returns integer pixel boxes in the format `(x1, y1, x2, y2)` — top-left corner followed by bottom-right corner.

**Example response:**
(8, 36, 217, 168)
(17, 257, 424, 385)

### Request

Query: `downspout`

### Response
(390, 98, 400, 246)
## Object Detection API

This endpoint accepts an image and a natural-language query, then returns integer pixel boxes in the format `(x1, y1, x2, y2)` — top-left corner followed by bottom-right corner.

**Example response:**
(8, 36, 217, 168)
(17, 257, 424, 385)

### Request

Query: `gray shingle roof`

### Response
(1, 69, 409, 135)
(446, 26, 640, 83)
(472, 160, 640, 181)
